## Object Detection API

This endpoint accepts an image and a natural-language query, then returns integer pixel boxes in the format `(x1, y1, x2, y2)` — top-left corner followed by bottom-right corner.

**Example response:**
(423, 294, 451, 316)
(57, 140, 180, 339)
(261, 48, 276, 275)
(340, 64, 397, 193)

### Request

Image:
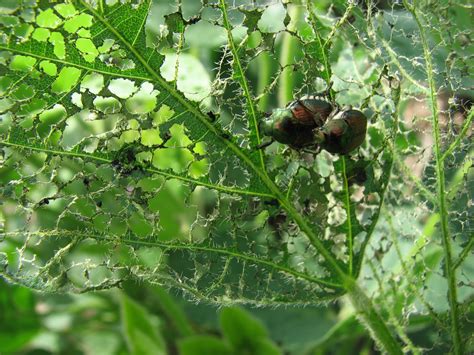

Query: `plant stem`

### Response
(341, 157, 353, 275)
(403, 1, 463, 353)
(346, 280, 403, 355)
(367, 260, 421, 354)
(218, 0, 267, 172)
(441, 108, 473, 161)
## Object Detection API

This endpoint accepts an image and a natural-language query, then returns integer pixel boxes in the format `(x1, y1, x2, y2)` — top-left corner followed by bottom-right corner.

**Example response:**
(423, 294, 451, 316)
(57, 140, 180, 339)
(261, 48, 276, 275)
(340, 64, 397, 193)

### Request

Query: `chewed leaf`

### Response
(0, 6, 472, 351)
(108, 78, 137, 99)
(160, 53, 212, 103)
(36, 9, 62, 29)
(52, 67, 82, 94)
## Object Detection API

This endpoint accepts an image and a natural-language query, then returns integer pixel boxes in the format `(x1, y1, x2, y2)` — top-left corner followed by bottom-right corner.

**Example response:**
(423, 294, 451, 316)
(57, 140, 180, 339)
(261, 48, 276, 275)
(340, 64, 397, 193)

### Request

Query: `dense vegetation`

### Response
(0, 0, 472, 353)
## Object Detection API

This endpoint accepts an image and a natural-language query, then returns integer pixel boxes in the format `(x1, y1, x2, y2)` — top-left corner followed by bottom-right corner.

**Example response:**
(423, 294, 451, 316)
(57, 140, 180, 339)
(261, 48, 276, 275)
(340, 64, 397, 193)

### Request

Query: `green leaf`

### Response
(120, 293, 167, 355)
(0, 0, 472, 352)
(0, 278, 40, 352)
(178, 336, 232, 355)
(220, 307, 280, 355)
(0, 0, 348, 305)
(220, 307, 267, 345)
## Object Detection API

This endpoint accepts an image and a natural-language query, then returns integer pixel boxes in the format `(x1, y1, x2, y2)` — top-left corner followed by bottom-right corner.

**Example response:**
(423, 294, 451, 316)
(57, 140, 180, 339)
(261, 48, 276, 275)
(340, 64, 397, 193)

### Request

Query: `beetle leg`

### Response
(301, 146, 321, 155)
(312, 82, 333, 99)
(256, 139, 274, 150)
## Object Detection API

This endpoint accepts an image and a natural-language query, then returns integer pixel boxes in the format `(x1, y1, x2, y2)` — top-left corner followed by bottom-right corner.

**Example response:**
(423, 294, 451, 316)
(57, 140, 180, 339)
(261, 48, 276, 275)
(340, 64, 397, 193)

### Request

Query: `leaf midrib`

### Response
(1, 141, 273, 198)
(219, 0, 267, 172)
(0, 230, 343, 290)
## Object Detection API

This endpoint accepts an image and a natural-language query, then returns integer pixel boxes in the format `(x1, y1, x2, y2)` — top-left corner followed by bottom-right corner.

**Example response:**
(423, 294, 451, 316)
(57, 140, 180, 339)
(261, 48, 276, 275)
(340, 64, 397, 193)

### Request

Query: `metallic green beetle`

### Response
(259, 97, 333, 149)
(259, 96, 367, 154)
(314, 109, 367, 155)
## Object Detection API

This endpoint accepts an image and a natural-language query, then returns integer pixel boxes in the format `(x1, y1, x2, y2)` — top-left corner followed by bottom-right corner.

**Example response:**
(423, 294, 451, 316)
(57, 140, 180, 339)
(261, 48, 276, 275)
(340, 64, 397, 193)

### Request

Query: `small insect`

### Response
(313, 109, 367, 155)
(111, 144, 144, 175)
(259, 96, 333, 149)
(259, 96, 367, 155)
(286, 97, 333, 127)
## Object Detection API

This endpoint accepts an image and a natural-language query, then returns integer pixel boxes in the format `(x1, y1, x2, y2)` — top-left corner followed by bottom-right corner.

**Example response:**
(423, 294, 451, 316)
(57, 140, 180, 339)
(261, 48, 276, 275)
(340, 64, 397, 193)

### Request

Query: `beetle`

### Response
(259, 108, 316, 148)
(314, 109, 367, 155)
(287, 97, 333, 127)
(259, 95, 367, 155)
(259, 96, 333, 149)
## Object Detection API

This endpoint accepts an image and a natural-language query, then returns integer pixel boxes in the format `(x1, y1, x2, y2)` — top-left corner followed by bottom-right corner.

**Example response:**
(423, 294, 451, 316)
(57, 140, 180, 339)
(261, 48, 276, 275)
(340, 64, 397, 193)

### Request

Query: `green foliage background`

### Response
(0, 0, 472, 353)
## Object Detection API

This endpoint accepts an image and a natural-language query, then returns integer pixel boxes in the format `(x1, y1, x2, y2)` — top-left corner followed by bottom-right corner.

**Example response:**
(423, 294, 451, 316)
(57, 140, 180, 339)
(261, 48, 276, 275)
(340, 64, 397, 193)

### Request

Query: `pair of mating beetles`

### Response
(259, 96, 367, 155)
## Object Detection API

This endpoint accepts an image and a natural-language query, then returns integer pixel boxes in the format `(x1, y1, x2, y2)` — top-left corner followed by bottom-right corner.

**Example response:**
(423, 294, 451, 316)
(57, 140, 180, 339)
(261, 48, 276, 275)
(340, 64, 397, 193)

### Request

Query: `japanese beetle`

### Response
(259, 96, 367, 155)
(259, 97, 333, 148)
(287, 97, 333, 127)
(314, 109, 367, 155)
(259, 108, 316, 148)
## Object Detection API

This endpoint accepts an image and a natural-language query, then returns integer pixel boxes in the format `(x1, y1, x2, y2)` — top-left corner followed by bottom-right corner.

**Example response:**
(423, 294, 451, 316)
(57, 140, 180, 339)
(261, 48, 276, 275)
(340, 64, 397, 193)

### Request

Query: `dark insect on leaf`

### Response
(260, 96, 367, 154)
(38, 198, 50, 206)
(315, 109, 367, 155)
(263, 199, 280, 206)
(111, 144, 144, 175)
(186, 16, 200, 25)
(206, 111, 218, 122)
(287, 97, 333, 127)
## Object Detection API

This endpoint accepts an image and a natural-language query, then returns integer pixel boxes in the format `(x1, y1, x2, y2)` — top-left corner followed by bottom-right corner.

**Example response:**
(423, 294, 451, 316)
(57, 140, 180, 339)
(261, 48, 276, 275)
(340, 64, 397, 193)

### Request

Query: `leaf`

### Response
(220, 307, 267, 347)
(0, 0, 349, 305)
(0, 278, 40, 352)
(178, 307, 281, 355)
(305, 315, 365, 353)
(123, 280, 195, 338)
(220, 307, 281, 355)
(0, 0, 472, 352)
(121, 292, 167, 355)
(178, 336, 233, 355)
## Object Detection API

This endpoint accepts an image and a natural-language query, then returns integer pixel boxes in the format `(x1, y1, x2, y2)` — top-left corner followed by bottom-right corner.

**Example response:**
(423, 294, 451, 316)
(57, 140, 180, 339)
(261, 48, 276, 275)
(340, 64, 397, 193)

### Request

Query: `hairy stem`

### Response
(219, 0, 267, 171)
(341, 157, 353, 275)
(367, 260, 421, 354)
(346, 280, 403, 355)
(441, 108, 473, 161)
(403, 1, 463, 353)
(453, 239, 473, 270)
